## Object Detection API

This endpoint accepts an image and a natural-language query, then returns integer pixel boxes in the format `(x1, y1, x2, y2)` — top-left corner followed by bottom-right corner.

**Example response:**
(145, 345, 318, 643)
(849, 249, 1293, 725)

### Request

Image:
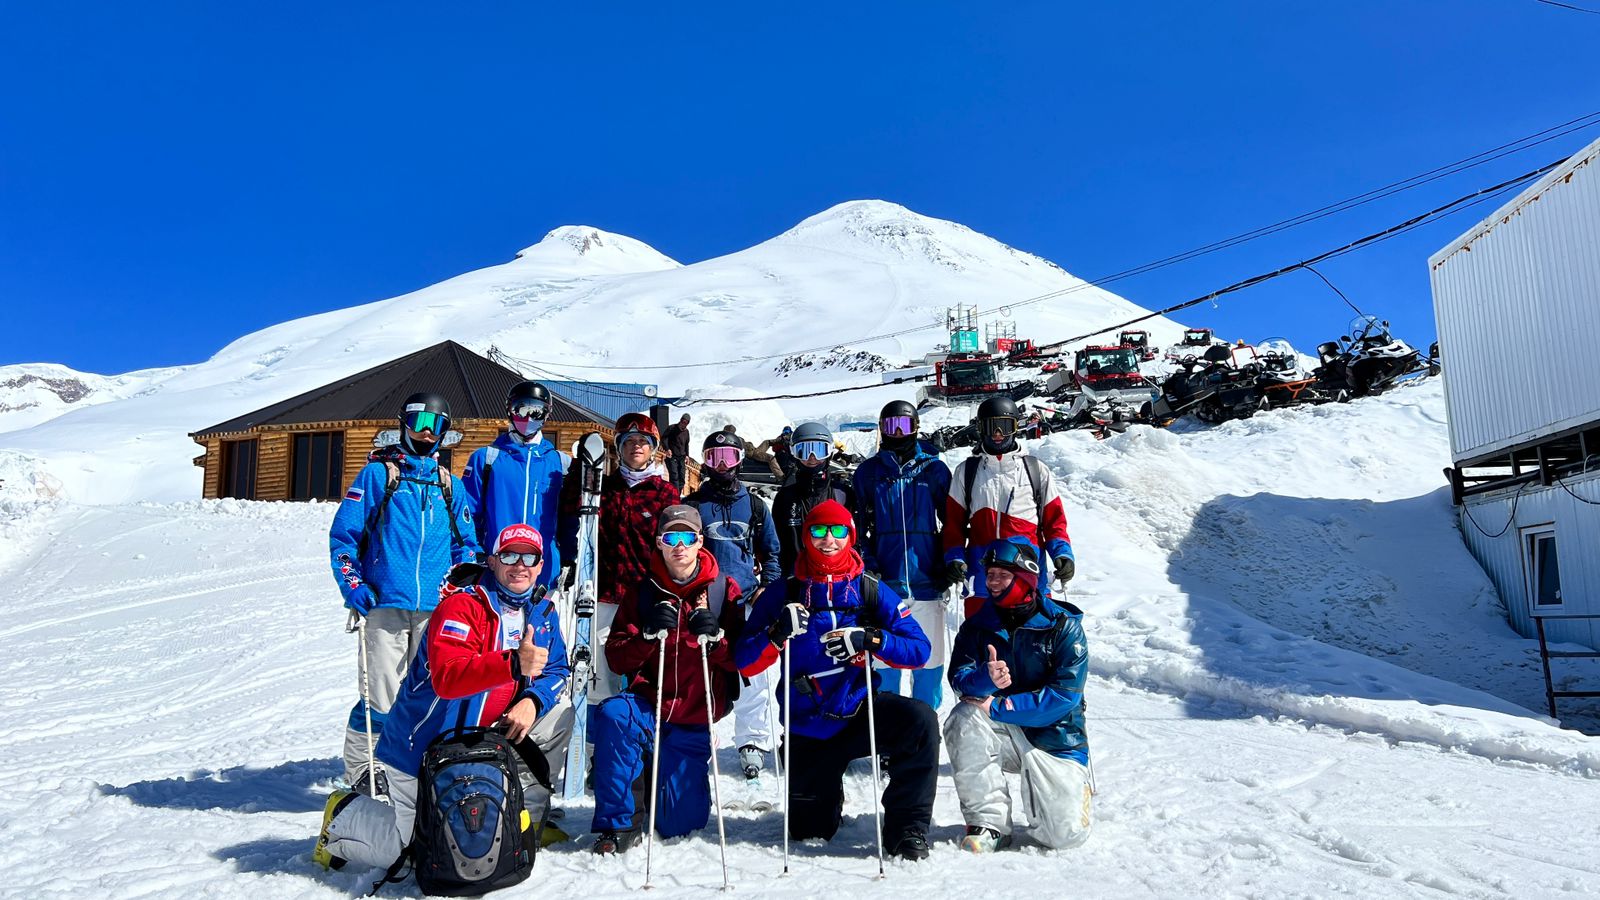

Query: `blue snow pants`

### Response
(589, 692, 712, 838)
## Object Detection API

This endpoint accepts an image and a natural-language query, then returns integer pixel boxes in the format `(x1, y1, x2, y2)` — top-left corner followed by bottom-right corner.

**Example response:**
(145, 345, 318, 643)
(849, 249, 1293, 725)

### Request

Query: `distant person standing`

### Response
(327, 392, 480, 793)
(663, 413, 692, 492)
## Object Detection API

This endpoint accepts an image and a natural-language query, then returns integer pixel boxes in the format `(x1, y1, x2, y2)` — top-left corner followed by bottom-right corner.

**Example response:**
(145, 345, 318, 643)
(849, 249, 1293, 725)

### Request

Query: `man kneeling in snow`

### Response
(314, 523, 574, 870)
(946, 537, 1092, 852)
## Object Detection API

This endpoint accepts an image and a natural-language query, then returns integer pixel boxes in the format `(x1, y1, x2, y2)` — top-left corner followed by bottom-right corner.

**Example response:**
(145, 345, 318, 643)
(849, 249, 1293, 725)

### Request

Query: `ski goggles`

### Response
(403, 409, 450, 434)
(982, 541, 1040, 574)
(509, 399, 548, 421)
(807, 524, 850, 540)
(980, 416, 1018, 438)
(793, 439, 831, 462)
(659, 530, 701, 547)
(704, 446, 743, 469)
(618, 430, 658, 449)
(494, 550, 543, 567)
(880, 415, 915, 438)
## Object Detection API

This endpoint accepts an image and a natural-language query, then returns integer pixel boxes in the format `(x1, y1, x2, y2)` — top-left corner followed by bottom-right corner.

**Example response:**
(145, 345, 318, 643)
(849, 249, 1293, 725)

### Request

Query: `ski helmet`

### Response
(878, 399, 919, 447)
(399, 392, 452, 457)
(506, 381, 551, 437)
(702, 430, 743, 478)
(792, 421, 833, 466)
(615, 412, 660, 449)
(975, 396, 1020, 456)
(982, 538, 1040, 609)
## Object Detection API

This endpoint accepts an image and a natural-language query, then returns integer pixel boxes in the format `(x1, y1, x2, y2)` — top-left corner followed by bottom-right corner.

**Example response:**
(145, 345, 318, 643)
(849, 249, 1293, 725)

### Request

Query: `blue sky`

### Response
(3, 2, 1597, 373)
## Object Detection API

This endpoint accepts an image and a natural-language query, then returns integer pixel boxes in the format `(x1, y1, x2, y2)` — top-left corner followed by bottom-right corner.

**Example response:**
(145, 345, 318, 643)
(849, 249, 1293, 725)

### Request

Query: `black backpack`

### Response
(388, 729, 535, 897)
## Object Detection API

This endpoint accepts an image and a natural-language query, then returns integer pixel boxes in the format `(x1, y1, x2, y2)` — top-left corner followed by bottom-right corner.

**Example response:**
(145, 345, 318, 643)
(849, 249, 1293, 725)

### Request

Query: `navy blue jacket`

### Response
(949, 594, 1089, 762)
(852, 441, 951, 602)
(684, 477, 781, 595)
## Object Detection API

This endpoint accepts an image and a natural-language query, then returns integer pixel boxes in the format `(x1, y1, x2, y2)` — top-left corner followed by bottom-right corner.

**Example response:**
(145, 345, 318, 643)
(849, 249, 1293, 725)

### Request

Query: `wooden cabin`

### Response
(189, 341, 622, 501)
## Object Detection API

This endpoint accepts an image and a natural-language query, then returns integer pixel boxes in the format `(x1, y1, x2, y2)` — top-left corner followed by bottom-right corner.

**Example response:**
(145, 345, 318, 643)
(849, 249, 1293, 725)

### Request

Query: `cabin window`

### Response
(221, 439, 258, 500)
(1521, 525, 1563, 611)
(291, 431, 346, 501)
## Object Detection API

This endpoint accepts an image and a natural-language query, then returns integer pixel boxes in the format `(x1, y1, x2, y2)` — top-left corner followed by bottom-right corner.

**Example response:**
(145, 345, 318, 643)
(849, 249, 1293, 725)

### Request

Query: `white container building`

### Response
(1430, 135, 1600, 652)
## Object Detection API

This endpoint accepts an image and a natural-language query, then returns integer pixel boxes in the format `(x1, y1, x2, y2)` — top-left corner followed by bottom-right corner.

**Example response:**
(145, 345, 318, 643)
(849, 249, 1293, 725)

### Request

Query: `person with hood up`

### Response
(735, 500, 938, 861)
(559, 412, 681, 704)
(853, 400, 952, 709)
(461, 381, 576, 591)
(946, 537, 1091, 852)
(589, 506, 745, 854)
(772, 421, 857, 578)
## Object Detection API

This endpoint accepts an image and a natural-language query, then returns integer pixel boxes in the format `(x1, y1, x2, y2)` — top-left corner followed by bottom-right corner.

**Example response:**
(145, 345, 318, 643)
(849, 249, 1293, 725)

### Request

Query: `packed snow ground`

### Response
(4, 381, 1600, 898)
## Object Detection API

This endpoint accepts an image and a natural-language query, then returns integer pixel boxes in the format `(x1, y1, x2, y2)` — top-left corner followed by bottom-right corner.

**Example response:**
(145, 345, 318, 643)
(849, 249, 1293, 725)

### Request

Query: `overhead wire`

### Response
(1532, 0, 1600, 14)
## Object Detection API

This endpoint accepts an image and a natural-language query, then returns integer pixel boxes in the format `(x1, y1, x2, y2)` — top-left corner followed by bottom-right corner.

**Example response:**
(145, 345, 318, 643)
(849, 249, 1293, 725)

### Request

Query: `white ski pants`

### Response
(586, 600, 622, 705)
(944, 701, 1092, 849)
(731, 600, 776, 751)
(343, 608, 430, 784)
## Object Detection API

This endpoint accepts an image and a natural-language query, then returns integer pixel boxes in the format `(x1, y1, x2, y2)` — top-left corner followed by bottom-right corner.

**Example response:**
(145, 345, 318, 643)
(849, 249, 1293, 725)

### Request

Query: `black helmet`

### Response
(702, 430, 742, 452)
(399, 392, 452, 457)
(878, 399, 919, 448)
(506, 381, 551, 437)
(975, 396, 1020, 455)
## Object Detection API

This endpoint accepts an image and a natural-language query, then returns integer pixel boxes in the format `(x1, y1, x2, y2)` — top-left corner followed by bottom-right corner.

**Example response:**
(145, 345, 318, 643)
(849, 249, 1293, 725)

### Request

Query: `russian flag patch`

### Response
(344, 487, 364, 503)
(897, 602, 912, 619)
(439, 619, 471, 640)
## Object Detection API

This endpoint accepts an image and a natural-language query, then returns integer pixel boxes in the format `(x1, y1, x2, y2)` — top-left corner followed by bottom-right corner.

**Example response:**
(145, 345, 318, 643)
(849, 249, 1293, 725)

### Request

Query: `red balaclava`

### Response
(795, 499, 864, 581)
(989, 557, 1039, 609)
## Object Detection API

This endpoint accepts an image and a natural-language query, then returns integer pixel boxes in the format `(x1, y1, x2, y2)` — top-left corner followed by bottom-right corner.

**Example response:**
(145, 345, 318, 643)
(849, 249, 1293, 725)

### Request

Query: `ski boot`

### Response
(592, 829, 643, 855)
(959, 825, 1012, 853)
(888, 828, 930, 861)
(312, 790, 356, 870)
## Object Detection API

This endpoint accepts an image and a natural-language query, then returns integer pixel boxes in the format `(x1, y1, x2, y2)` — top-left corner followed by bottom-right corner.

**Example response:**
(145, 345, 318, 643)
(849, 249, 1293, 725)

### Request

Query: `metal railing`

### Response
(1533, 612, 1600, 719)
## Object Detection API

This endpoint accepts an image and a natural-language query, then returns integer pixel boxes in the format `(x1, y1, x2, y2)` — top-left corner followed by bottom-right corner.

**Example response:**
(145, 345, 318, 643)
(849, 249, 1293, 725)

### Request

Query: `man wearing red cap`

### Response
(946, 537, 1091, 853)
(315, 522, 574, 871)
(735, 499, 938, 861)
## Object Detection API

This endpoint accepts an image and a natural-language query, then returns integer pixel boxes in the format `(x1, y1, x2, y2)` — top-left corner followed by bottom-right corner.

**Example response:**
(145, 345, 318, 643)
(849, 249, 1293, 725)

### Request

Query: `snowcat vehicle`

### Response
(1118, 330, 1158, 361)
(915, 352, 1034, 407)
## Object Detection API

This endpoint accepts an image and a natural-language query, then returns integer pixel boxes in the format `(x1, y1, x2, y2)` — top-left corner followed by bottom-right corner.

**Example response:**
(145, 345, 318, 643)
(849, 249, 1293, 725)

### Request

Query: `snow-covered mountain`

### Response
(0, 201, 1188, 504)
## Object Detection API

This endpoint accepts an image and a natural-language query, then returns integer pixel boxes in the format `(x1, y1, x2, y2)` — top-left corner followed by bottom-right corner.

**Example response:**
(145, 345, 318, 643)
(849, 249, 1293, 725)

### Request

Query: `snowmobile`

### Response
(1311, 316, 1430, 400)
(1118, 330, 1158, 361)
(1150, 343, 1264, 424)
(1253, 338, 1329, 409)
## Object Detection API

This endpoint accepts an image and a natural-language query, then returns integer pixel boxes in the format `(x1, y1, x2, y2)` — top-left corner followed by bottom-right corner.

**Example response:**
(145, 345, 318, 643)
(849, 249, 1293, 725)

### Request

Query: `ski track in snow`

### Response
(3, 382, 1600, 897)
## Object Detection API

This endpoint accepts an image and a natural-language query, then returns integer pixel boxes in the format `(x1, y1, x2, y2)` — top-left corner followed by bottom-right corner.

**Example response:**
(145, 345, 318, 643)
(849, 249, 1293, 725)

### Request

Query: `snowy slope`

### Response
(3, 382, 1600, 899)
(0, 362, 183, 435)
(0, 203, 1186, 505)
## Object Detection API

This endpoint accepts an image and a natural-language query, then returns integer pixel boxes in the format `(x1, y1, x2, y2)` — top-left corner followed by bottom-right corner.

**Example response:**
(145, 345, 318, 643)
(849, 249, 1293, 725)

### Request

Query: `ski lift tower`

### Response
(947, 304, 981, 354)
(986, 320, 1018, 355)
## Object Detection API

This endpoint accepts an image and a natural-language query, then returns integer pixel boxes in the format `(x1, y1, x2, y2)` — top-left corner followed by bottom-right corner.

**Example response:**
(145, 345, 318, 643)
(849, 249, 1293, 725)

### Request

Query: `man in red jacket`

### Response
(588, 505, 744, 854)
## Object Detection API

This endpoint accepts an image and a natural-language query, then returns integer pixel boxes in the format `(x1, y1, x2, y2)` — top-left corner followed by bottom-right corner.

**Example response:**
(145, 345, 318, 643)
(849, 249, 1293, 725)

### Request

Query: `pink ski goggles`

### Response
(704, 446, 743, 469)
(880, 415, 915, 437)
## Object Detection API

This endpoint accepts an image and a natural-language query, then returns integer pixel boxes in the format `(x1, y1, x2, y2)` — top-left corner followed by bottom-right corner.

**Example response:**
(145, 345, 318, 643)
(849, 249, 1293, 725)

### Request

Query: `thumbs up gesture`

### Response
(518, 630, 549, 679)
(986, 644, 1011, 690)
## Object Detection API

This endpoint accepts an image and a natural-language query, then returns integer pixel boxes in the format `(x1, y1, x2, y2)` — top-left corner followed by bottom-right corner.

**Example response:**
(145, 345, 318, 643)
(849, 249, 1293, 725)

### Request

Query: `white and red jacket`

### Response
(941, 449, 1073, 588)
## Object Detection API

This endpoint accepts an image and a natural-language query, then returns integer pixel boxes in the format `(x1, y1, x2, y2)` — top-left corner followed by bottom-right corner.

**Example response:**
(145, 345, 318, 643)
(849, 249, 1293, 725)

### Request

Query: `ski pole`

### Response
(698, 634, 731, 892)
(863, 649, 885, 879)
(643, 629, 669, 891)
(348, 610, 382, 801)
(780, 639, 792, 877)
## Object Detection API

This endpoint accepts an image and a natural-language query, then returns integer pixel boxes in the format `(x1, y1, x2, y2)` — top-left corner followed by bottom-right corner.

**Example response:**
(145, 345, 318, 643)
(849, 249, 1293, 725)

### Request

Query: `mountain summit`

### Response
(513, 226, 680, 274)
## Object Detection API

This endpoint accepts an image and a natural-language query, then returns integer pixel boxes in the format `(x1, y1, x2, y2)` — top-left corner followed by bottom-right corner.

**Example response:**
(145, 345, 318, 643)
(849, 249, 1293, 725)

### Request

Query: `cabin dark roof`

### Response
(191, 341, 616, 438)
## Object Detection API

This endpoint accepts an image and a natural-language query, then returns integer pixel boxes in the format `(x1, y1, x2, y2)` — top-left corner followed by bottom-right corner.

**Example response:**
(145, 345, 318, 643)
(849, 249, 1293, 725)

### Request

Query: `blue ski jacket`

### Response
(460, 433, 575, 590)
(949, 579, 1088, 762)
(852, 441, 951, 602)
(377, 577, 570, 776)
(736, 570, 930, 740)
(329, 450, 479, 614)
(683, 477, 781, 595)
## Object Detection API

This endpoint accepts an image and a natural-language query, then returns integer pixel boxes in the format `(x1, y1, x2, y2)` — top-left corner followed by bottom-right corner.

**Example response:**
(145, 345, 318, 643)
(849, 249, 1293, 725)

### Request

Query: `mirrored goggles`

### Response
(807, 524, 850, 539)
(793, 439, 831, 462)
(981, 416, 1018, 438)
(494, 550, 542, 567)
(880, 415, 915, 437)
(509, 399, 548, 421)
(704, 446, 743, 469)
(659, 530, 701, 547)
(981, 541, 1039, 574)
(404, 410, 450, 434)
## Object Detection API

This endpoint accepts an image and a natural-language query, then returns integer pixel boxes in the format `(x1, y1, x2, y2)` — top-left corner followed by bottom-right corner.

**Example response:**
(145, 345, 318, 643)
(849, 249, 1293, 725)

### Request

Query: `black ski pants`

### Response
(785, 692, 939, 842)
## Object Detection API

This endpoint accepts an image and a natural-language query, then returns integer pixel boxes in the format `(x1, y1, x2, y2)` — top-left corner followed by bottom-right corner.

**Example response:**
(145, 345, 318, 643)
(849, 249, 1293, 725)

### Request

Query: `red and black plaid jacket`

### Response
(563, 469, 681, 606)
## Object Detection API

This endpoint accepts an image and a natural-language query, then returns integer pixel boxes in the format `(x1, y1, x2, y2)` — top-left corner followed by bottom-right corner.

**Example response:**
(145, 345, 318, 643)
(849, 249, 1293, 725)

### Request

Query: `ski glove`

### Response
(644, 600, 679, 639)
(822, 627, 884, 663)
(1054, 556, 1076, 583)
(941, 559, 969, 590)
(768, 603, 810, 644)
(687, 607, 722, 642)
(344, 585, 376, 616)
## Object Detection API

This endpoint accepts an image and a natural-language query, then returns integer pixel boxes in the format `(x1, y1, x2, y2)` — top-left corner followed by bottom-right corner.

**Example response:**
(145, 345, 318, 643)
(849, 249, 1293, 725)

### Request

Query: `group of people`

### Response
(314, 383, 1092, 880)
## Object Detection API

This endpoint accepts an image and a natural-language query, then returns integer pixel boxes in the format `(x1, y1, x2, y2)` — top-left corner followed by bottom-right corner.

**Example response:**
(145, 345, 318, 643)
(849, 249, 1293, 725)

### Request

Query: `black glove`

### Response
(687, 607, 721, 641)
(942, 559, 969, 590)
(644, 600, 679, 638)
(767, 603, 810, 644)
(1054, 556, 1076, 583)
(822, 627, 884, 662)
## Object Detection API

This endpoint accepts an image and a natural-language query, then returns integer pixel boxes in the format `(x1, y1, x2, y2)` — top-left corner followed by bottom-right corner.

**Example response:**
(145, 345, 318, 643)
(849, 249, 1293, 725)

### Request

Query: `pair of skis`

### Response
(561, 432, 607, 802)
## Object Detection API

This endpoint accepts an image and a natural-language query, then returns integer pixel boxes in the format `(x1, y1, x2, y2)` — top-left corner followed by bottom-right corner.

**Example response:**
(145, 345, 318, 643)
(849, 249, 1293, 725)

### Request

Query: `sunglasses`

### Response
(659, 530, 701, 547)
(494, 550, 542, 567)
(880, 415, 915, 437)
(807, 524, 850, 540)
(404, 410, 450, 434)
(794, 439, 831, 462)
(704, 446, 743, 469)
(981, 541, 1039, 574)
(509, 400, 547, 421)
